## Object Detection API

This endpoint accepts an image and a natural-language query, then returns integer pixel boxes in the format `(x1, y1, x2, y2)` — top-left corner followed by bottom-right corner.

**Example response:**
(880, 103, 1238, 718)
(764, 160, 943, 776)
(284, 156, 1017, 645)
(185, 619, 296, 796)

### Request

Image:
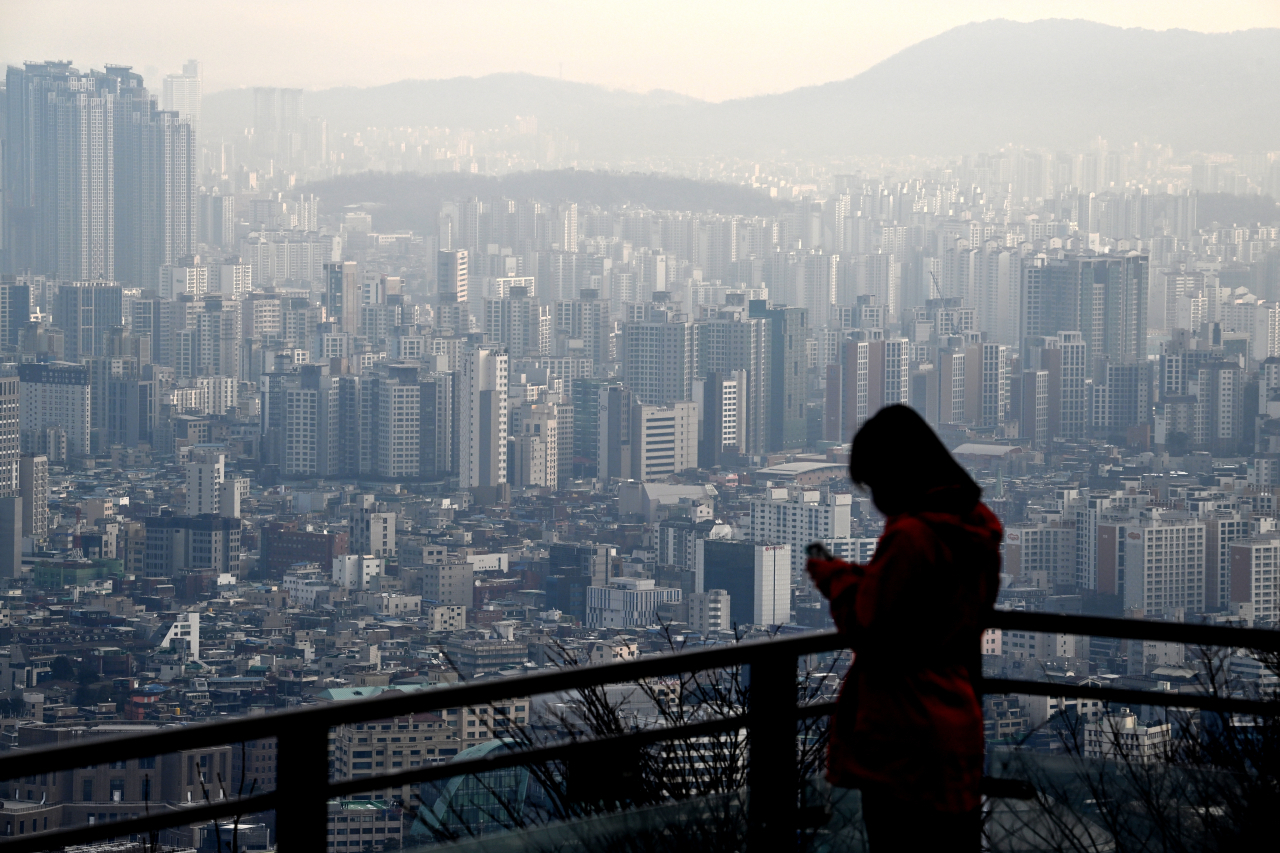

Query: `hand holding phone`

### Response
(806, 542, 834, 561)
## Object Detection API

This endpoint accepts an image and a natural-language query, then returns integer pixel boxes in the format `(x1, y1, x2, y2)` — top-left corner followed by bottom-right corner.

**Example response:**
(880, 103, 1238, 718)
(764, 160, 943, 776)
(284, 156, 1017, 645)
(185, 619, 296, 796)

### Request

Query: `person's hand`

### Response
(806, 542, 834, 561)
(806, 542, 851, 599)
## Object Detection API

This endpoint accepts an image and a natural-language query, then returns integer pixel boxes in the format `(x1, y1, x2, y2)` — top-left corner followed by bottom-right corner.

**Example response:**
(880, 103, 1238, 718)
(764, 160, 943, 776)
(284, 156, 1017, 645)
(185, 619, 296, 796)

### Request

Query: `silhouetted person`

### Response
(807, 405, 1001, 851)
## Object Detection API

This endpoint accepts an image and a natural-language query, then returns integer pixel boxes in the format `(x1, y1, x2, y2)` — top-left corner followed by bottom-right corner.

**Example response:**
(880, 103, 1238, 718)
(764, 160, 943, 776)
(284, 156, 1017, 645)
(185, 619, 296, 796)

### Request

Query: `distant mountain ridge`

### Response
(204, 19, 1280, 157)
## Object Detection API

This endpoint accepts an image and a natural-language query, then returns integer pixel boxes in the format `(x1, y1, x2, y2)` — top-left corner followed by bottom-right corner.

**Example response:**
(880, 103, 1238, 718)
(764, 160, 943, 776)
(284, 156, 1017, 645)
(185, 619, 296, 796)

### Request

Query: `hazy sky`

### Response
(4, 1, 1278, 101)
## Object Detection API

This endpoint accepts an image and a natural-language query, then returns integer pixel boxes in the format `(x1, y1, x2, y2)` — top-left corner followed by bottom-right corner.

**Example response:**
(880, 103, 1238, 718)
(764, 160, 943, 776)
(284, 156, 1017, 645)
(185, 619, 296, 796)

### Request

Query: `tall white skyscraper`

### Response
(162, 60, 202, 129)
(458, 347, 508, 491)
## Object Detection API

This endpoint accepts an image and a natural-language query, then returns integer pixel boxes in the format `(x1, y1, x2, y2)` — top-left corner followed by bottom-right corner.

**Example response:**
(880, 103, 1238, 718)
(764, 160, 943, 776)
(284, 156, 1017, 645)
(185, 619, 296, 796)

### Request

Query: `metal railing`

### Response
(0, 610, 1277, 852)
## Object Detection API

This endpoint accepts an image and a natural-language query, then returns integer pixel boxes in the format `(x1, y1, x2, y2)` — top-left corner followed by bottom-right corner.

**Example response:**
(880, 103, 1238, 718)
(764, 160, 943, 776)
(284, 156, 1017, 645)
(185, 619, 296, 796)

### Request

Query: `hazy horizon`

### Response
(4, 1, 1279, 101)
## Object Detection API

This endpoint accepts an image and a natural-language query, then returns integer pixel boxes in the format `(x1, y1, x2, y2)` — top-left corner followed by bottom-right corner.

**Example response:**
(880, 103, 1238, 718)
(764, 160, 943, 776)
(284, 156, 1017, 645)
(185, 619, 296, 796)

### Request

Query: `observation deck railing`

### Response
(0, 610, 1276, 852)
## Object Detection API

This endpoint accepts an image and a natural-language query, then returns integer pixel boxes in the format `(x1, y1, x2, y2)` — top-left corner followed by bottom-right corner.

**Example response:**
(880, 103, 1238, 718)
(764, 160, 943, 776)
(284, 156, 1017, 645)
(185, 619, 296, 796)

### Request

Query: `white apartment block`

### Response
(375, 382, 420, 480)
(1052, 332, 1088, 439)
(283, 567, 332, 609)
(185, 448, 225, 516)
(158, 612, 201, 660)
(1122, 513, 1207, 617)
(239, 232, 339, 286)
(1005, 520, 1076, 590)
(630, 401, 698, 482)
(482, 295, 551, 357)
(873, 337, 910, 409)
(333, 555, 383, 591)
(980, 342, 1010, 427)
(821, 538, 880, 566)
(750, 488, 853, 576)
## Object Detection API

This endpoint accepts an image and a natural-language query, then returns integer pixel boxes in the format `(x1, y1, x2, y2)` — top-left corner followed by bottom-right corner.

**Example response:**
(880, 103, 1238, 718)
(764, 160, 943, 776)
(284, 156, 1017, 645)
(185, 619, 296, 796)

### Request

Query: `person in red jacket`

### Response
(807, 405, 1001, 851)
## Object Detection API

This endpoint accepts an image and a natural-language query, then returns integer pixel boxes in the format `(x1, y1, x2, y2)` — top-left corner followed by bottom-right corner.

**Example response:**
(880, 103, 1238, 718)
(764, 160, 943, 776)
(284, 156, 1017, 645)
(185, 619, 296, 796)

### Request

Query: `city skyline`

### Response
(1, 5, 1279, 849)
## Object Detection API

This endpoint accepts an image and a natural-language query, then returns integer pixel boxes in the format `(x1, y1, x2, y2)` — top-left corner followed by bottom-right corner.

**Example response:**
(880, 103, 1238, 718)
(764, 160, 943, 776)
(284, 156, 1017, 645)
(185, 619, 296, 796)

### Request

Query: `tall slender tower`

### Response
(458, 346, 508, 493)
(162, 60, 202, 130)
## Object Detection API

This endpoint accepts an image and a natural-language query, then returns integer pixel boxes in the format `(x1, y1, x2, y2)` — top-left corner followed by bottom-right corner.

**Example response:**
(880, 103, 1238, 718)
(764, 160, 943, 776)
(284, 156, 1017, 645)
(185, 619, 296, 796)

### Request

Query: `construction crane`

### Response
(929, 270, 943, 300)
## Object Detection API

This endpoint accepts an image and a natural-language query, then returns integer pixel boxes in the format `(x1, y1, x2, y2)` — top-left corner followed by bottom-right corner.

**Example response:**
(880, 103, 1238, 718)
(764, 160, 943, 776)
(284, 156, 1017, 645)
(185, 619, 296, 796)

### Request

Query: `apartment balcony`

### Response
(0, 611, 1276, 851)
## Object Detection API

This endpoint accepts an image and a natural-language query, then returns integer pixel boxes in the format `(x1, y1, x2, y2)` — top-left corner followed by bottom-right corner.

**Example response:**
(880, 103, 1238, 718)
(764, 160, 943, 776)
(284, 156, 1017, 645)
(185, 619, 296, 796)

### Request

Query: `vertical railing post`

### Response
(747, 645, 798, 853)
(275, 720, 331, 853)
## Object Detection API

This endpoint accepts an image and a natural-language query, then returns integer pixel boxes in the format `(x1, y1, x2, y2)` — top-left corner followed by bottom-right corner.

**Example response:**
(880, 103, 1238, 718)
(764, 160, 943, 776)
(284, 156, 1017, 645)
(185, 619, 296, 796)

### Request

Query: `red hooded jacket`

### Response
(807, 488, 1002, 813)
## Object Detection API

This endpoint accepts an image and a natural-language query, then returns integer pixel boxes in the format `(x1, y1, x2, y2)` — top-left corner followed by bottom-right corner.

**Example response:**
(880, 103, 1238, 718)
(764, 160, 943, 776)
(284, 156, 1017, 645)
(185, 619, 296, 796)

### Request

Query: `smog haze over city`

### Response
(1, 1, 1279, 850)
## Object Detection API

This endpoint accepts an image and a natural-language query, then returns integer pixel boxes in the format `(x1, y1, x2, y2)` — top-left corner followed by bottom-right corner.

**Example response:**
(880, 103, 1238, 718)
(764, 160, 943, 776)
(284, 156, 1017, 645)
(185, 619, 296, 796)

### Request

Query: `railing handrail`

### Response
(0, 632, 843, 780)
(0, 610, 1276, 851)
(989, 609, 1280, 651)
(1, 611, 1275, 780)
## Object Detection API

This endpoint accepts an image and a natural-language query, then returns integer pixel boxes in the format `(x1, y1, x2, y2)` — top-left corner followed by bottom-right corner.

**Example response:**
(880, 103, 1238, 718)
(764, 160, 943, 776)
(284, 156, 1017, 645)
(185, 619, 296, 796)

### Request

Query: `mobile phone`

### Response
(806, 542, 834, 561)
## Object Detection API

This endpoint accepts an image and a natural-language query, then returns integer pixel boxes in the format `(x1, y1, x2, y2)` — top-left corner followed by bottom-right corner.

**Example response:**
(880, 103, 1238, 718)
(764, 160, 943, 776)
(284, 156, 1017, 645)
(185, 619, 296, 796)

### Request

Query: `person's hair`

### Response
(849, 405, 980, 516)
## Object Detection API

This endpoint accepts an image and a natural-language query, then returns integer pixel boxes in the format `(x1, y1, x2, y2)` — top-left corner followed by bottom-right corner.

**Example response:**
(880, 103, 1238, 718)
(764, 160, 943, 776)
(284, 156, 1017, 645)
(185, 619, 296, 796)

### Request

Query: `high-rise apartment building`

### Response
(261, 363, 339, 478)
(252, 87, 305, 167)
(4, 62, 115, 280)
(597, 384, 633, 482)
(553, 292, 612, 364)
(458, 347, 508, 492)
(0, 279, 32, 350)
(324, 262, 359, 335)
(182, 446, 245, 518)
(0, 377, 17, 497)
(17, 362, 92, 457)
(750, 488, 853, 577)
(978, 342, 1011, 428)
(54, 281, 123, 360)
(1228, 537, 1280, 624)
(161, 60, 202, 128)
(1121, 512, 1207, 617)
(1018, 369, 1049, 449)
(18, 454, 49, 543)
(694, 312, 770, 454)
(185, 447, 225, 517)
(628, 401, 698, 482)
(622, 307, 692, 408)
(4, 63, 196, 285)
(483, 288, 550, 357)
(1027, 333, 1088, 440)
(173, 294, 242, 381)
(867, 335, 910, 414)
(749, 301, 808, 451)
(1021, 252, 1148, 370)
(438, 250, 469, 303)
